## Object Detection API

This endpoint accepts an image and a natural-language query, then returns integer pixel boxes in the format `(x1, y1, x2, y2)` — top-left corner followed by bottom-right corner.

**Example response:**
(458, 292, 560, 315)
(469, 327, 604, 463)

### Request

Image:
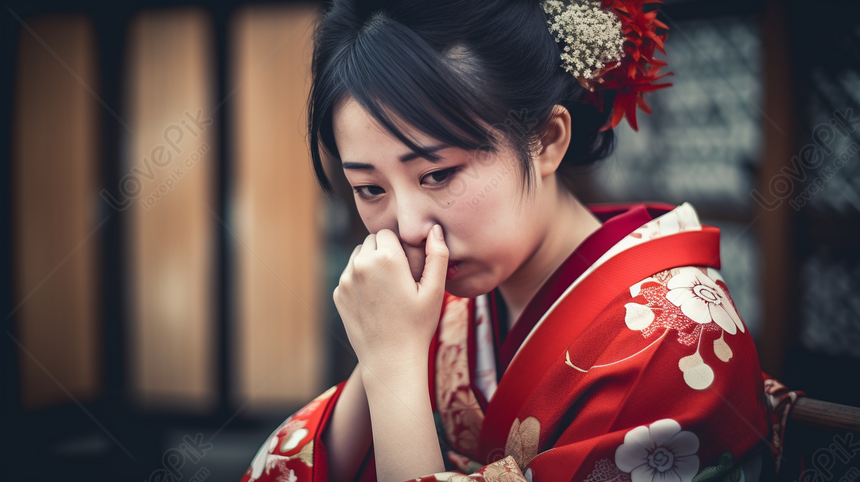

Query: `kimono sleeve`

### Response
(239, 381, 350, 482)
(486, 266, 775, 482)
(238, 378, 530, 482)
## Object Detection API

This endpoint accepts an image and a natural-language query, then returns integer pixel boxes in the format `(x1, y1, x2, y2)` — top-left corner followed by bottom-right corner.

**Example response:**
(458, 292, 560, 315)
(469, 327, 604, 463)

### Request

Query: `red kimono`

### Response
(238, 202, 795, 482)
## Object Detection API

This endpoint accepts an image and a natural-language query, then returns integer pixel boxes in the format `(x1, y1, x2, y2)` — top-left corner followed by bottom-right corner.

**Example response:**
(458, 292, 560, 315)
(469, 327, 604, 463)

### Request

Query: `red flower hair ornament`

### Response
(543, 0, 674, 132)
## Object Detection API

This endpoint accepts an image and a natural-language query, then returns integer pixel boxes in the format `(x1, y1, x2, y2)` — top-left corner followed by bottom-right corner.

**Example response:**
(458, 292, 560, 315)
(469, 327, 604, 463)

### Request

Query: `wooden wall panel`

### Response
(231, 3, 324, 409)
(756, 0, 800, 378)
(12, 16, 100, 410)
(126, 8, 216, 410)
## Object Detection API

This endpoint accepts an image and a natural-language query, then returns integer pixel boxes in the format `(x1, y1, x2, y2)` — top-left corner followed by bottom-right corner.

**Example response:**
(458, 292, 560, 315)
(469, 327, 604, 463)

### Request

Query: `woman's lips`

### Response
(446, 260, 462, 280)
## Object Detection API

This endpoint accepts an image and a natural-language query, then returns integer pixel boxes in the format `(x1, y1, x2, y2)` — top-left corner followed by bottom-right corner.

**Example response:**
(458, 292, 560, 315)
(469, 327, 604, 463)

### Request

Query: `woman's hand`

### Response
(333, 224, 449, 371)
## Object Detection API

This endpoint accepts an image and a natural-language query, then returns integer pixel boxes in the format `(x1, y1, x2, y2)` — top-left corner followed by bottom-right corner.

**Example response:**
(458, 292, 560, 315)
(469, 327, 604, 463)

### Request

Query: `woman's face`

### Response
(332, 96, 552, 299)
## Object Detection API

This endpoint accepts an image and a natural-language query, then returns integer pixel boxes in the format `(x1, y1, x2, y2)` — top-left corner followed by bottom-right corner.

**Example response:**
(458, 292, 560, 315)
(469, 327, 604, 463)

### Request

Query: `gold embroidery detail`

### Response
(296, 439, 313, 466)
(505, 416, 540, 470)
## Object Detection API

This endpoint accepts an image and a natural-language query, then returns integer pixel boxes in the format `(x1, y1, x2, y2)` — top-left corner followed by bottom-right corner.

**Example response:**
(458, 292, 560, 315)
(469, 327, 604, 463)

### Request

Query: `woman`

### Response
(239, 1, 793, 481)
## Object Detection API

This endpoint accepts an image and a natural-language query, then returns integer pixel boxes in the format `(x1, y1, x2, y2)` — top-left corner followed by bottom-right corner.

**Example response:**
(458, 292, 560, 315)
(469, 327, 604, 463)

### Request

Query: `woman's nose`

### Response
(394, 204, 436, 249)
(391, 200, 437, 281)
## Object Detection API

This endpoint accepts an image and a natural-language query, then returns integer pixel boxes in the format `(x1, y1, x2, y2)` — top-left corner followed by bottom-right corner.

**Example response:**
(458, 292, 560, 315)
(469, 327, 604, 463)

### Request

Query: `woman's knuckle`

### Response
(352, 259, 368, 276)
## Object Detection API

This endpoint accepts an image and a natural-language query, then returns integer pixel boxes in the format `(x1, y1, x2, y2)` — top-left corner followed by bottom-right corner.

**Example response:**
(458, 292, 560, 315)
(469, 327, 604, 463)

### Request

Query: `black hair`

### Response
(307, 0, 617, 202)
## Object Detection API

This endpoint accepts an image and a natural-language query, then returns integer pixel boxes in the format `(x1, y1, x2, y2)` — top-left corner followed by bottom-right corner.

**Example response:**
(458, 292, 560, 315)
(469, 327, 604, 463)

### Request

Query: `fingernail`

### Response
(433, 224, 443, 240)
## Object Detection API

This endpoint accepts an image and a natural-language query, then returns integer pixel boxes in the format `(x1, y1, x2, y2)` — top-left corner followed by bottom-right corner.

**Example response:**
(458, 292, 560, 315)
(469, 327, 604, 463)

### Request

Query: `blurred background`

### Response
(1, 0, 858, 480)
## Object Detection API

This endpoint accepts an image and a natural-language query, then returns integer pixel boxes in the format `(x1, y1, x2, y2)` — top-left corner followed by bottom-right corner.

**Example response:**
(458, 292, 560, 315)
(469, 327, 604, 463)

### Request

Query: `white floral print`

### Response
(666, 269, 744, 335)
(615, 419, 700, 482)
(280, 428, 309, 452)
(623, 267, 746, 389)
(250, 423, 285, 480)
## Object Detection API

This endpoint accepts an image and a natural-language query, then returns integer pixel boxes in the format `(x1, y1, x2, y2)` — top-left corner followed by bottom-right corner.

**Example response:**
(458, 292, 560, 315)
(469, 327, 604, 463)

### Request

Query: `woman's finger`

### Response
(353, 234, 377, 272)
(339, 244, 361, 283)
(362, 232, 377, 251)
(342, 244, 362, 277)
(348, 244, 362, 265)
(374, 229, 404, 256)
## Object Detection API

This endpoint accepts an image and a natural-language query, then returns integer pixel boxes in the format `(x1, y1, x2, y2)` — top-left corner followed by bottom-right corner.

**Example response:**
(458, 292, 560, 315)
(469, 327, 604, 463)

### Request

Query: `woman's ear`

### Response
(533, 105, 572, 178)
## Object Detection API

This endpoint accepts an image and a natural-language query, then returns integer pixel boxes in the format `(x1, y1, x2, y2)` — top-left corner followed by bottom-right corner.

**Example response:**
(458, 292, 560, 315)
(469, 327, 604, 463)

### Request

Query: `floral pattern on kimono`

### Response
(489, 263, 771, 482)
(435, 295, 485, 458)
(622, 266, 746, 390)
(243, 385, 339, 482)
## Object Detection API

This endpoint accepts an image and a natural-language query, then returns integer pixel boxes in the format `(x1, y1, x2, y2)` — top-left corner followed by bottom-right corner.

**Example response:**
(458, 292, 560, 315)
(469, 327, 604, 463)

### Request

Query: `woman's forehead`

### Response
(334, 97, 446, 161)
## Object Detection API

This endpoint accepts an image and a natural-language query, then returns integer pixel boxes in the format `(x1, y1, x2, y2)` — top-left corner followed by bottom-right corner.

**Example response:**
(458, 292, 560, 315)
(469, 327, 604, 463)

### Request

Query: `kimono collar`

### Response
(494, 202, 676, 374)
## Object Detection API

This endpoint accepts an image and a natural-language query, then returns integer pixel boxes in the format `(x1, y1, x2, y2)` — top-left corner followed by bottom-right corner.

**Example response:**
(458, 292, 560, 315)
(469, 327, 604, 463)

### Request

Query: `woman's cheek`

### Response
(356, 203, 386, 234)
(459, 175, 496, 213)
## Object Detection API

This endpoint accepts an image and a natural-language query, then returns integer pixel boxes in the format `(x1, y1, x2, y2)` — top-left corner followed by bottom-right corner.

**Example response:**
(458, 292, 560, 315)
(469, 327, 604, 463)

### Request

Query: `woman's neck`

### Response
(496, 181, 602, 333)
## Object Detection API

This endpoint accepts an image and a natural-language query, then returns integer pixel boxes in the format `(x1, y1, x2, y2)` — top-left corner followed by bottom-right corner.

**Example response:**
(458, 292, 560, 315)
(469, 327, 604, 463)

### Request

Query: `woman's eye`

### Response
(352, 167, 460, 201)
(353, 185, 385, 200)
(422, 167, 460, 186)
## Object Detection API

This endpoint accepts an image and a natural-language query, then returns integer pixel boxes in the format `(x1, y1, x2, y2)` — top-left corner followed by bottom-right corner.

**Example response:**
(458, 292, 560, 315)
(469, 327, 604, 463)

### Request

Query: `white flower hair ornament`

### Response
(542, 0, 674, 132)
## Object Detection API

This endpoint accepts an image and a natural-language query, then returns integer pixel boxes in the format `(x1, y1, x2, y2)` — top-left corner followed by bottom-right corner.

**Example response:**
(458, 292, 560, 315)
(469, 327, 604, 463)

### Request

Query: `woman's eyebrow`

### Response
(342, 144, 447, 170)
